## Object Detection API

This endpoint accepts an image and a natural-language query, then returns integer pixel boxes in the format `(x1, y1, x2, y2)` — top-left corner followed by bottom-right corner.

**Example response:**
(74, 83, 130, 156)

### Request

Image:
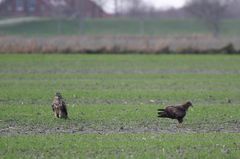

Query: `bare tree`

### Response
(185, 0, 230, 37)
(111, 0, 127, 16)
(94, 0, 107, 9)
(124, 0, 156, 18)
(51, 1, 66, 34)
(63, 0, 86, 34)
(127, 0, 146, 34)
(226, 0, 240, 19)
(114, 0, 119, 16)
(126, 0, 143, 17)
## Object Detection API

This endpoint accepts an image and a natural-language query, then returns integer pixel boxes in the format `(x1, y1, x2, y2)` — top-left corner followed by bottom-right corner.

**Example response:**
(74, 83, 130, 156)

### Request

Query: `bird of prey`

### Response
(157, 101, 193, 124)
(51, 92, 68, 119)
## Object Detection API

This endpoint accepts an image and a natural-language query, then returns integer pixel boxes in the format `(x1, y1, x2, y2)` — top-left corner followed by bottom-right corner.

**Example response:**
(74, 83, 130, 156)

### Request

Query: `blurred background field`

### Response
(0, 0, 240, 54)
(0, 18, 240, 37)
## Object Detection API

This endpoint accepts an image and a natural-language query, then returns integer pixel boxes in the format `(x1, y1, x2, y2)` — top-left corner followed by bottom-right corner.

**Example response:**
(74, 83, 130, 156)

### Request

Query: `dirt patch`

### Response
(1, 120, 239, 136)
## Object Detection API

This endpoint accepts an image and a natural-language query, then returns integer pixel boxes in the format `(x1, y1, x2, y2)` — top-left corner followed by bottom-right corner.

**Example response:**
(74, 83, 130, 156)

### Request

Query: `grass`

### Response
(1, 133, 240, 158)
(0, 18, 240, 36)
(0, 54, 240, 158)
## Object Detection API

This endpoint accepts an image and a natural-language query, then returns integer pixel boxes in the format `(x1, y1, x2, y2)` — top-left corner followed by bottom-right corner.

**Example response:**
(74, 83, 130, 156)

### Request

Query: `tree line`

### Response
(10, 0, 237, 37)
(93, 0, 240, 37)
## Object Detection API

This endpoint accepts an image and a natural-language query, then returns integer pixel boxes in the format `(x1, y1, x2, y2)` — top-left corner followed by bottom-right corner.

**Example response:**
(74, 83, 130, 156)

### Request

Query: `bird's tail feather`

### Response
(158, 111, 168, 118)
(158, 109, 165, 111)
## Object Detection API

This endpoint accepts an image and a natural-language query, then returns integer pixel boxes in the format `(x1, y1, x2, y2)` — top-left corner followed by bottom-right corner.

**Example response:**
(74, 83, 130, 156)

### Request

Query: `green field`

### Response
(0, 18, 240, 36)
(0, 54, 240, 158)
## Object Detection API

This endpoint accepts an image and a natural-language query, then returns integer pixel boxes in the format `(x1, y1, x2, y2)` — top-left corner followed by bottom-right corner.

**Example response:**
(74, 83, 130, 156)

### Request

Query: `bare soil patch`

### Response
(1, 120, 239, 136)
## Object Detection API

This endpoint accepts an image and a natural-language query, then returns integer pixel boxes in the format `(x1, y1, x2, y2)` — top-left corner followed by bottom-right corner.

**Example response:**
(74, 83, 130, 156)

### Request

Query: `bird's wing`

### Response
(165, 106, 182, 117)
(51, 102, 55, 111)
(169, 106, 186, 117)
(52, 99, 60, 111)
(62, 101, 68, 115)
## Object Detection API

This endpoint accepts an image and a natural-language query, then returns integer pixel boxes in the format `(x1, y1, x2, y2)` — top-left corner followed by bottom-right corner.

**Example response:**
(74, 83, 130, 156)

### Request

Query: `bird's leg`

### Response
(55, 111, 59, 118)
(177, 123, 181, 128)
(177, 123, 184, 128)
(177, 119, 184, 128)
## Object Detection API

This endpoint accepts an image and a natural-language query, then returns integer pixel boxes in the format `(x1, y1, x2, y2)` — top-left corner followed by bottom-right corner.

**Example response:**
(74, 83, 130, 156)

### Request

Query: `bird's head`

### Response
(186, 101, 193, 107)
(55, 92, 62, 99)
(183, 101, 193, 109)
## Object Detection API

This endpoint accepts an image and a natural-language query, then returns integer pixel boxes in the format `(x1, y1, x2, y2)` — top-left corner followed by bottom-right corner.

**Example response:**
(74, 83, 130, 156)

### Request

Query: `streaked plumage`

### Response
(51, 92, 68, 119)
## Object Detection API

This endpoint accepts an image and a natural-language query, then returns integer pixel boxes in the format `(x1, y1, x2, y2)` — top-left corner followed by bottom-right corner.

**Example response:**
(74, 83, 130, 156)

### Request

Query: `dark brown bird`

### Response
(51, 92, 68, 119)
(157, 101, 193, 124)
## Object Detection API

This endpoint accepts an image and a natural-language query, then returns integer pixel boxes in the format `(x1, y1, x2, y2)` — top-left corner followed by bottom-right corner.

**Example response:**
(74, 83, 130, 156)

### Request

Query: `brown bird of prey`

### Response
(51, 92, 68, 119)
(157, 101, 193, 124)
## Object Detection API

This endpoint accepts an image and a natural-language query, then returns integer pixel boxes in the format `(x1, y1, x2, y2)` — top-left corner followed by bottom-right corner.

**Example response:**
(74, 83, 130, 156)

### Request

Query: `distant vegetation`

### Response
(0, 18, 239, 54)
